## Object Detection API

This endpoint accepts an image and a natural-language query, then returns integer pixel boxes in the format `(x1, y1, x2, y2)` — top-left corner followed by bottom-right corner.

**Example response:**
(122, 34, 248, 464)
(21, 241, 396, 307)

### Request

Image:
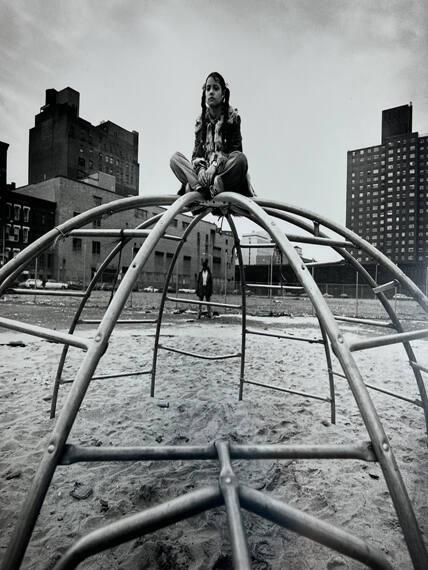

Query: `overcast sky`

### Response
(1, 0, 428, 260)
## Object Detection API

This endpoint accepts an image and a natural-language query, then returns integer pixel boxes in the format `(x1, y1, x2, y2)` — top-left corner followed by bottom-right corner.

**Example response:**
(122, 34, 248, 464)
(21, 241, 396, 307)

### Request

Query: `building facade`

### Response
(15, 177, 235, 292)
(241, 230, 304, 265)
(346, 104, 428, 271)
(1, 141, 56, 272)
(28, 88, 140, 197)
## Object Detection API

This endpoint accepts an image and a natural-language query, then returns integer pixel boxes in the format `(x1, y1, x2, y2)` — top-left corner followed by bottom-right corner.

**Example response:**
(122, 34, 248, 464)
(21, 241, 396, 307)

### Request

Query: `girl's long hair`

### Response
(200, 72, 230, 146)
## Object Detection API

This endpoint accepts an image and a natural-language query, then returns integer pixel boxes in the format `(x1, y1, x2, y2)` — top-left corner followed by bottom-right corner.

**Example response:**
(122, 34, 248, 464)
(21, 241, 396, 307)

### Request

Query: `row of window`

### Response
(72, 239, 101, 255)
(351, 141, 418, 156)
(4, 203, 31, 223)
(4, 224, 29, 243)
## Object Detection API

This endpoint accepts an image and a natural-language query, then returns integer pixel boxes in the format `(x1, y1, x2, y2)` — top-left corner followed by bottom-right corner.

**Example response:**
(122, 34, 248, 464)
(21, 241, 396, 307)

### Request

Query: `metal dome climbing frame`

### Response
(0, 192, 428, 569)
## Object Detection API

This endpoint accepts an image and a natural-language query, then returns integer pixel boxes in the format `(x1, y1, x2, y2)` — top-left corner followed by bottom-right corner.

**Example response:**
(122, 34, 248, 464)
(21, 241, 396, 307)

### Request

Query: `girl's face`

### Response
(205, 76, 224, 109)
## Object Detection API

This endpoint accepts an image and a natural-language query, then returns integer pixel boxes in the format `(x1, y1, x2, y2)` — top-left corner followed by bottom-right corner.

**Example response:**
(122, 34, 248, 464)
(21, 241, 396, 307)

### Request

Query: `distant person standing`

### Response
(196, 260, 213, 318)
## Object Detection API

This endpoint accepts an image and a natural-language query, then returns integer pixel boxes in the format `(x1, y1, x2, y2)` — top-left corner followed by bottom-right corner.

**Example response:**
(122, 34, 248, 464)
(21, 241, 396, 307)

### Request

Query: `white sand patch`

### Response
(0, 318, 427, 569)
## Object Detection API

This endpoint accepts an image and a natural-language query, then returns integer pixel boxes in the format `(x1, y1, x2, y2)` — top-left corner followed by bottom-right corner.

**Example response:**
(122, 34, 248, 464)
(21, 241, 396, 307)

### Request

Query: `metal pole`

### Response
(82, 242, 86, 290)
(50, 213, 166, 418)
(219, 193, 428, 567)
(239, 486, 393, 569)
(216, 441, 251, 569)
(269, 249, 273, 314)
(263, 205, 428, 437)
(150, 213, 205, 397)
(2, 193, 198, 570)
(227, 214, 247, 401)
(224, 248, 228, 306)
(34, 256, 38, 304)
(355, 271, 359, 317)
(56, 486, 223, 570)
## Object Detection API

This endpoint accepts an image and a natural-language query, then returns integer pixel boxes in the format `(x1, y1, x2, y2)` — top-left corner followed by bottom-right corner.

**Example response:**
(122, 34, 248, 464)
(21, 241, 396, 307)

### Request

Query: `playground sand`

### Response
(0, 316, 427, 569)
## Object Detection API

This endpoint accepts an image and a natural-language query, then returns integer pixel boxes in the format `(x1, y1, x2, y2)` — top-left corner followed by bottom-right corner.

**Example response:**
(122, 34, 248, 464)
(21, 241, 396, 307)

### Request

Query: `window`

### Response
(13, 225, 20, 241)
(5, 223, 11, 240)
(72, 238, 82, 252)
(23, 206, 30, 223)
(78, 157, 85, 167)
(93, 217, 101, 228)
(14, 204, 21, 221)
(92, 241, 101, 255)
(93, 196, 102, 206)
(22, 226, 29, 243)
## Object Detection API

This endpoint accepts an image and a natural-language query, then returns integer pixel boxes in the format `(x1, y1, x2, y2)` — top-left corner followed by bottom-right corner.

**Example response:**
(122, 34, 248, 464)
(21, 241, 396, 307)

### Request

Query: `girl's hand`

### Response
(205, 164, 217, 185)
(198, 168, 208, 187)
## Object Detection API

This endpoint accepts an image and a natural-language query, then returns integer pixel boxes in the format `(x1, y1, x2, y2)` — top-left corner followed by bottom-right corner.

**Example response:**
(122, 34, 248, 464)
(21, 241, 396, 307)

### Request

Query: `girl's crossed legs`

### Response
(170, 151, 248, 196)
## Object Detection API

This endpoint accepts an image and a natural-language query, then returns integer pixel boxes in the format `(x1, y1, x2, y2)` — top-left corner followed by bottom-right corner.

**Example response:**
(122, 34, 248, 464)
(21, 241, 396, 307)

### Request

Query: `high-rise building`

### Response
(28, 87, 140, 197)
(346, 104, 428, 266)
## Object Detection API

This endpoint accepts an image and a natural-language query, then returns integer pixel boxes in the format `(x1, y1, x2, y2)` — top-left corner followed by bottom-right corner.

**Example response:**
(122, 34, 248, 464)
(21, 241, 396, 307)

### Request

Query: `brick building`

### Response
(346, 104, 428, 289)
(15, 177, 235, 292)
(0, 141, 56, 272)
(28, 87, 140, 197)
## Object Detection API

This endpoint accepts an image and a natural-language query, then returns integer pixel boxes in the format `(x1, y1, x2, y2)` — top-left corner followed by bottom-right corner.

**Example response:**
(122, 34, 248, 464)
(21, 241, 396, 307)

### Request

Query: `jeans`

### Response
(170, 151, 248, 194)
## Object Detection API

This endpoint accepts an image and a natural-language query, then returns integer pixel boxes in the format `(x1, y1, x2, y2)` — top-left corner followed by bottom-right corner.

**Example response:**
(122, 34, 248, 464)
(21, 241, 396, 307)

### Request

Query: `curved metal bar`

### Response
(263, 206, 428, 438)
(216, 441, 251, 569)
(317, 316, 336, 424)
(50, 212, 165, 418)
(227, 213, 247, 401)
(150, 212, 206, 397)
(2, 193, 198, 570)
(55, 486, 223, 570)
(255, 199, 428, 313)
(239, 486, 393, 569)
(212, 193, 427, 568)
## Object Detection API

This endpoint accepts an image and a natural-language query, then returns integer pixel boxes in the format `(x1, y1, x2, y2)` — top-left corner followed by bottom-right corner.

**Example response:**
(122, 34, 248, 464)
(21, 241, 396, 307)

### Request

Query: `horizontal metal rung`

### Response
(159, 344, 241, 360)
(349, 328, 428, 352)
(329, 369, 347, 379)
(240, 236, 352, 248)
(78, 319, 157, 324)
(285, 234, 353, 247)
(68, 229, 181, 241)
(331, 369, 422, 407)
(0, 316, 88, 350)
(244, 379, 329, 402)
(246, 284, 304, 291)
(364, 382, 422, 407)
(166, 296, 241, 309)
(61, 369, 152, 384)
(92, 369, 152, 380)
(5, 288, 85, 297)
(60, 441, 376, 465)
(246, 328, 324, 344)
(372, 280, 399, 294)
(334, 316, 395, 328)
(409, 360, 428, 374)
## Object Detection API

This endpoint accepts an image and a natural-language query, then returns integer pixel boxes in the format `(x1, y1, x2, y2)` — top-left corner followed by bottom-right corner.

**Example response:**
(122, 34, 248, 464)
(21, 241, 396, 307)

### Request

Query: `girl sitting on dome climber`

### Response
(170, 72, 255, 199)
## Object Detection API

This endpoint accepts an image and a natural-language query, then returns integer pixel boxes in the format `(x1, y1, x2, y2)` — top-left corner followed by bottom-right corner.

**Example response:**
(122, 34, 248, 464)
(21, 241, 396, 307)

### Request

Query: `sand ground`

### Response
(0, 300, 427, 569)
